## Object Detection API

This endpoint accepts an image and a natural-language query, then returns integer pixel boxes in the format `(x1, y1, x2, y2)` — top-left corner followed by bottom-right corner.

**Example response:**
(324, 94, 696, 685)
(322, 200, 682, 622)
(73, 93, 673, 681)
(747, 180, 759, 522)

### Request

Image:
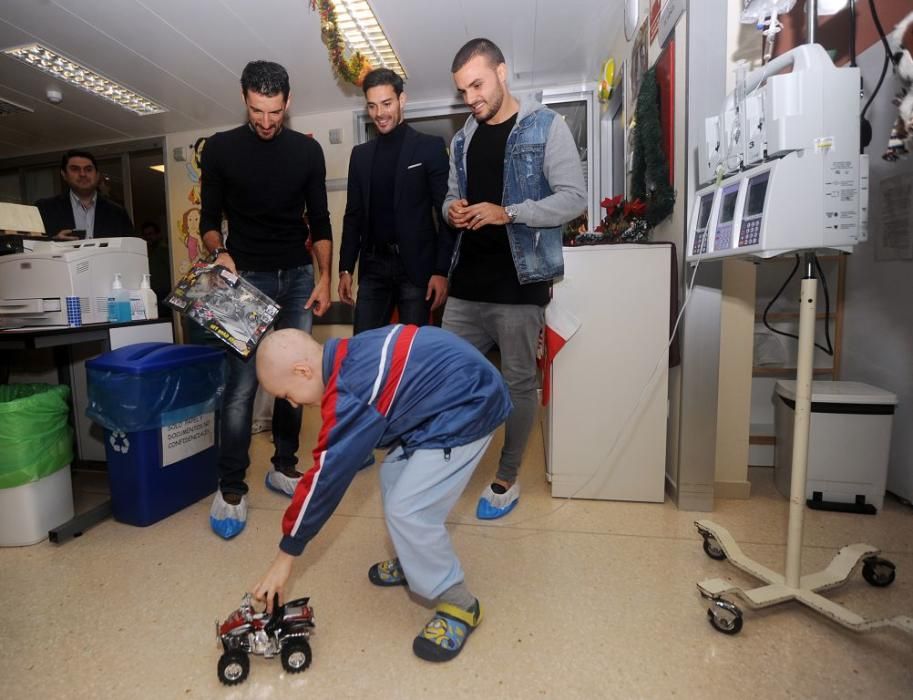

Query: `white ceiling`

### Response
(0, 0, 624, 160)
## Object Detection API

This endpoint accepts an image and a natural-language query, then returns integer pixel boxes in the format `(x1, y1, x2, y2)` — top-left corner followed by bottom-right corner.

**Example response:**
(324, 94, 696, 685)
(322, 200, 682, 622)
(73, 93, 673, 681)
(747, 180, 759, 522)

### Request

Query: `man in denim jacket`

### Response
(443, 38, 586, 519)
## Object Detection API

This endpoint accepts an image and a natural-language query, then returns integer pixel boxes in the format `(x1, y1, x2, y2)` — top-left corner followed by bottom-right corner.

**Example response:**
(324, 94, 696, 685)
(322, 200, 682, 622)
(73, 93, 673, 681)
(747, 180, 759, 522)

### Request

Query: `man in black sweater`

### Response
(201, 60, 333, 539)
(338, 68, 453, 332)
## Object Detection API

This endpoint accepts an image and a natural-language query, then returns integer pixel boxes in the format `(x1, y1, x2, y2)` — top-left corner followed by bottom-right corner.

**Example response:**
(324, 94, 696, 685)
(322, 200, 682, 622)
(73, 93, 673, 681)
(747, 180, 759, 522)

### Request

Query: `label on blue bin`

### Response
(161, 412, 215, 467)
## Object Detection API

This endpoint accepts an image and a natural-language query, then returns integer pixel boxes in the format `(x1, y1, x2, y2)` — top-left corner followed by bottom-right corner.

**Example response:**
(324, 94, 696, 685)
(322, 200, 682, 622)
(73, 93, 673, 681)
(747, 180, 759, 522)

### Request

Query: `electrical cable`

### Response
(849, 0, 857, 67)
(862, 0, 898, 119)
(761, 254, 834, 356)
(861, 54, 890, 119)
(870, 0, 898, 66)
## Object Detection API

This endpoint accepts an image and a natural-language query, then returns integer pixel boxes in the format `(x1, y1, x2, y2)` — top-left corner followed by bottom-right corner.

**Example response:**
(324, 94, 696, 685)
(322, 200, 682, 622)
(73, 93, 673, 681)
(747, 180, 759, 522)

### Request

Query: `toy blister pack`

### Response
(166, 263, 280, 357)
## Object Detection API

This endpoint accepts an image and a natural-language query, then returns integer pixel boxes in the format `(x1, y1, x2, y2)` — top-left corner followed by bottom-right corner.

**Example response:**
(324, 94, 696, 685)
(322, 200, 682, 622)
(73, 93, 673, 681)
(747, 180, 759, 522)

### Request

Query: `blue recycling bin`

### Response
(86, 343, 225, 526)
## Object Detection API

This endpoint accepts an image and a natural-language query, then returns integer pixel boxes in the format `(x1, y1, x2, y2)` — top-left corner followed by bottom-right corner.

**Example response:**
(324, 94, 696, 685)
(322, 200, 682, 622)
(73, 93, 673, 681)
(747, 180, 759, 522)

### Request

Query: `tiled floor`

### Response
(2, 414, 912, 699)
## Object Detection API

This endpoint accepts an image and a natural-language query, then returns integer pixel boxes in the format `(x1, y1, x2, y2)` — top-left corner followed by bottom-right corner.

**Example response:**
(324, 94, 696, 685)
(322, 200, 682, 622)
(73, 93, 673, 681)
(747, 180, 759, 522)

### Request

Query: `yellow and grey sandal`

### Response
(412, 600, 483, 662)
(368, 558, 408, 587)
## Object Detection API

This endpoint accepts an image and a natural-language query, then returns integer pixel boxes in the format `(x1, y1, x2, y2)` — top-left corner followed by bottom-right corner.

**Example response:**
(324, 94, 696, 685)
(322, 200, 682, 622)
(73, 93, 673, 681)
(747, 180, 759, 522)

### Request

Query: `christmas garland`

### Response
(309, 0, 372, 86)
(630, 67, 675, 227)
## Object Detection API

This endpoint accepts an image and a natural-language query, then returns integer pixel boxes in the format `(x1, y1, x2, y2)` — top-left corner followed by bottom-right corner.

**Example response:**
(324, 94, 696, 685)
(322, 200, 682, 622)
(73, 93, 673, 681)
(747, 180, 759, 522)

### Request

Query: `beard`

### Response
(475, 88, 504, 123)
(249, 120, 282, 141)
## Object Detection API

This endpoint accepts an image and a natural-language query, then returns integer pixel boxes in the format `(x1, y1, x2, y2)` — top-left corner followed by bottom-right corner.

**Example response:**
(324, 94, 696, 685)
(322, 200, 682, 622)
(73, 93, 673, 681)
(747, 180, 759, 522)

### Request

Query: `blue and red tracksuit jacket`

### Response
(279, 324, 512, 556)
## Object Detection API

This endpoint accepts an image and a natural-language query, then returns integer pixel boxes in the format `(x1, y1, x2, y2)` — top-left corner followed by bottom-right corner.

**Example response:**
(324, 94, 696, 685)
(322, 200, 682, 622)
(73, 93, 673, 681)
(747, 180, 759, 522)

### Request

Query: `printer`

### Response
(0, 237, 149, 328)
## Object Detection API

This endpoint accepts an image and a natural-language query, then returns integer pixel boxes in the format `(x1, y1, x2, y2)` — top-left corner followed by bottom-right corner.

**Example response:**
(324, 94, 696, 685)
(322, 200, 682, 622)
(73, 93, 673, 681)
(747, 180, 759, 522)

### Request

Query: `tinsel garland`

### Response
(309, 0, 372, 86)
(630, 67, 675, 227)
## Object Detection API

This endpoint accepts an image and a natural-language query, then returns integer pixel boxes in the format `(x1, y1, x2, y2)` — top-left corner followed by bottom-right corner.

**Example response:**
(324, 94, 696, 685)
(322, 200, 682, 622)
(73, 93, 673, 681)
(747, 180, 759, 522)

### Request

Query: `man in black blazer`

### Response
(35, 150, 135, 240)
(339, 68, 454, 333)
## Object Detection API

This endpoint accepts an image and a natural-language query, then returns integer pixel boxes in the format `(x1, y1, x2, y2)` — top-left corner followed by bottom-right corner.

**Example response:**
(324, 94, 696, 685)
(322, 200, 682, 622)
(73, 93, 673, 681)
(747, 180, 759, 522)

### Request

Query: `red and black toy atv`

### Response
(216, 593, 315, 685)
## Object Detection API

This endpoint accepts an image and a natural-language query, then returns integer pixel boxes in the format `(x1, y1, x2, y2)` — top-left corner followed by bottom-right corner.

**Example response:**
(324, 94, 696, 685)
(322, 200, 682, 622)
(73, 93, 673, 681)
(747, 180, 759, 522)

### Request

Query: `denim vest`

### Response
(452, 108, 564, 284)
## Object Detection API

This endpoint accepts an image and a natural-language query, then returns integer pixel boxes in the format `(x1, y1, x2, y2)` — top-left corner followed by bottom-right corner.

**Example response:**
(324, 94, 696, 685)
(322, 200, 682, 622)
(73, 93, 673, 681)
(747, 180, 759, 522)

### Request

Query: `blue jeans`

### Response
(219, 266, 314, 497)
(354, 248, 430, 334)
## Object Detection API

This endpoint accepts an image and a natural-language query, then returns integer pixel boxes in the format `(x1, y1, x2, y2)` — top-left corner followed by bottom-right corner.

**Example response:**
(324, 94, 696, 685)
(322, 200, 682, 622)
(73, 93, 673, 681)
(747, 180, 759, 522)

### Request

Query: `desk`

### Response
(0, 319, 174, 541)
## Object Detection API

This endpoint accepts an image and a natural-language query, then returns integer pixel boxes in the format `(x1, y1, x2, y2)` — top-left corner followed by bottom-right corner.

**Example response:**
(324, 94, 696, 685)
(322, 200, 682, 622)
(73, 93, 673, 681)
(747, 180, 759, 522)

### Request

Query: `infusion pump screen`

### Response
(746, 177, 768, 217)
(697, 196, 713, 229)
(739, 172, 768, 248)
(720, 191, 738, 223)
(692, 194, 713, 255)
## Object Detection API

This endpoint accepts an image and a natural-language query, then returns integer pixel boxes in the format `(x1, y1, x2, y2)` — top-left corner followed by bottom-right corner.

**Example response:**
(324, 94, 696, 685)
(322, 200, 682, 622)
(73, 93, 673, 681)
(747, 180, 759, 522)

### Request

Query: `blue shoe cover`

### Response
(210, 492, 248, 539)
(475, 483, 519, 520)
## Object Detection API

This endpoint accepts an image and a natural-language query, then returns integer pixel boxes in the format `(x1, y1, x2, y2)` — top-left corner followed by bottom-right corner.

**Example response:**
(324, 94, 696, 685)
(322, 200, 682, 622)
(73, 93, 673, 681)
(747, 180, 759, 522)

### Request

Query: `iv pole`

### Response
(693, 2, 913, 637)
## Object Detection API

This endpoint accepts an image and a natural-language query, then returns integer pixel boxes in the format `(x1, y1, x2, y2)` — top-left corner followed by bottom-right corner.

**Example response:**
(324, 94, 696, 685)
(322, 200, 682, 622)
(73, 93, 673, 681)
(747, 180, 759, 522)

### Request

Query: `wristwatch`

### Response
(504, 205, 518, 223)
(210, 246, 228, 261)
(339, 270, 352, 277)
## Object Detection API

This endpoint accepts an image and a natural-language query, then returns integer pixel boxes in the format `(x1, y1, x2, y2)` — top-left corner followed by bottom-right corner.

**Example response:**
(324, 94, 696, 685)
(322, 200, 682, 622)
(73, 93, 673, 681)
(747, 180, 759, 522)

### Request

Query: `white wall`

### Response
(841, 42, 913, 502)
(670, 0, 730, 510)
(601, 0, 732, 510)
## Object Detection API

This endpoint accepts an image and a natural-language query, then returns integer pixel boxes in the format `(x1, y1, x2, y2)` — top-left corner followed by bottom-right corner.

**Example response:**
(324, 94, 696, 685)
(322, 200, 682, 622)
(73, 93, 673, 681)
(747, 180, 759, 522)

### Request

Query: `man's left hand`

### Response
(306, 280, 331, 317)
(426, 275, 448, 311)
(462, 202, 510, 231)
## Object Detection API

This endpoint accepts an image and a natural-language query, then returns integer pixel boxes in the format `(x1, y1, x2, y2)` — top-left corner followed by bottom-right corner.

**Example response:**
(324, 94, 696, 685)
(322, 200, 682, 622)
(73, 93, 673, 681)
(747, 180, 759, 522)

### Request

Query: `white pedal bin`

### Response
(774, 381, 896, 512)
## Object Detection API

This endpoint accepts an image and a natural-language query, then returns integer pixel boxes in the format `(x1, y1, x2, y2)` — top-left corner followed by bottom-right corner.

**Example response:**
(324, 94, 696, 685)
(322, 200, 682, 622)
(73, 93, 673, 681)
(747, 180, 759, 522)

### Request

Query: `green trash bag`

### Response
(0, 384, 74, 490)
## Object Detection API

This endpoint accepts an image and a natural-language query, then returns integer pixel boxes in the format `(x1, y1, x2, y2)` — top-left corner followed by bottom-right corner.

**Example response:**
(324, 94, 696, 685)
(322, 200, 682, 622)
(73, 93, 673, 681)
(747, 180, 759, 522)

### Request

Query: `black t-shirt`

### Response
(450, 114, 549, 306)
(199, 124, 332, 271)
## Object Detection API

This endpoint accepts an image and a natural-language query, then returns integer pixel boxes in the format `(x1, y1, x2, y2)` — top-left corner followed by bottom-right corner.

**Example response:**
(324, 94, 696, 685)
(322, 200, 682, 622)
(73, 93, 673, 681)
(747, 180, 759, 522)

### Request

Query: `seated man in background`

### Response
(251, 325, 511, 662)
(35, 150, 135, 240)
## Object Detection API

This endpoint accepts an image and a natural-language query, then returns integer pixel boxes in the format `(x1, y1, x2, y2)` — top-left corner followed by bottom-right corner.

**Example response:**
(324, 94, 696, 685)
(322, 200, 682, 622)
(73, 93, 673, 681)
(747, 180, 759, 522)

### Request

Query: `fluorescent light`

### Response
(3, 44, 167, 115)
(333, 0, 406, 78)
(149, 164, 165, 173)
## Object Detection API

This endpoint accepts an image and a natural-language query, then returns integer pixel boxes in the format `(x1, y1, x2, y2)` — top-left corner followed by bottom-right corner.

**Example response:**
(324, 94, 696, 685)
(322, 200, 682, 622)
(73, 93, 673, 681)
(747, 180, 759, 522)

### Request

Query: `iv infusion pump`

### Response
(686, 44, 869, 262)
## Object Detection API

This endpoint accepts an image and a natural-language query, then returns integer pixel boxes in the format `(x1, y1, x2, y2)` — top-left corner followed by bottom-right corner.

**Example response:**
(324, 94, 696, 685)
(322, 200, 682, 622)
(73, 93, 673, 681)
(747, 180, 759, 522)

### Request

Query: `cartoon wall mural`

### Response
(179, 206, 204, 265)
(174, 137, 217, 275)
(186, 137, 205, 204)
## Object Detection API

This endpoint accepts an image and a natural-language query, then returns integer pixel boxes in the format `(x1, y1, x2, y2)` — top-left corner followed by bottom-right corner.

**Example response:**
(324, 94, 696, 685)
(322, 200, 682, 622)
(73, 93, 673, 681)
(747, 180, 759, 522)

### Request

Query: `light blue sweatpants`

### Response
(380, 434, 493, 601)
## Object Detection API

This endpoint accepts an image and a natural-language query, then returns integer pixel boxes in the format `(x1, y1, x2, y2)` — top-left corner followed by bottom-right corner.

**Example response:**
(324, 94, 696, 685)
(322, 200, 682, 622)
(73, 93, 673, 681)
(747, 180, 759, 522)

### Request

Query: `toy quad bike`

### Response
(216, 593, 315, 685)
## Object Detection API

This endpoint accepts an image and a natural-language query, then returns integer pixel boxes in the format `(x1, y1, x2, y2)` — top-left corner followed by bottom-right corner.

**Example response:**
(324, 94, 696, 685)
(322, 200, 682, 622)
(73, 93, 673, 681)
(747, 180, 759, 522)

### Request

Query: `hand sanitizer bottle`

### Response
(107, 273, 132, 323)
(139, 273, 158, 320)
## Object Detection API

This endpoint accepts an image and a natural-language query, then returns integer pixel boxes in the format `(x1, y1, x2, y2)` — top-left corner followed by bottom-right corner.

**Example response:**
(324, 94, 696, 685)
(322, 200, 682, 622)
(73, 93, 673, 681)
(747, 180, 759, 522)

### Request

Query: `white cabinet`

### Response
(545, 244, 670, 501)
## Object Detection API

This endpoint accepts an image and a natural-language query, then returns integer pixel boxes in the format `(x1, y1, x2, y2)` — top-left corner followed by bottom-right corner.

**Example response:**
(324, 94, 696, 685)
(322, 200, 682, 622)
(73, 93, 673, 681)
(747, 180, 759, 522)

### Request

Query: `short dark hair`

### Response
(362, 68, 404, 96)
(451, 38, 505, 73)
(61, 149, 98, 172)
(241, 61, 290, 100)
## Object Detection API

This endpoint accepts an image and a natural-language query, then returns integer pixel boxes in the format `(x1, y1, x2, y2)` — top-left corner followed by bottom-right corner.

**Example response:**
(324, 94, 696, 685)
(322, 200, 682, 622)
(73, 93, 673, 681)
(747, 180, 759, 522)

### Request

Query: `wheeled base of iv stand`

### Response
(694, 254, 913, 638)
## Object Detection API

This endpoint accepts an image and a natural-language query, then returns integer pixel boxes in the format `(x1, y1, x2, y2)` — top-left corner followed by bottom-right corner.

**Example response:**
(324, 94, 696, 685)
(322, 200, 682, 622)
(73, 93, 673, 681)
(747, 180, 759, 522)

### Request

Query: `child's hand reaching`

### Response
(252, 551, 295, 613)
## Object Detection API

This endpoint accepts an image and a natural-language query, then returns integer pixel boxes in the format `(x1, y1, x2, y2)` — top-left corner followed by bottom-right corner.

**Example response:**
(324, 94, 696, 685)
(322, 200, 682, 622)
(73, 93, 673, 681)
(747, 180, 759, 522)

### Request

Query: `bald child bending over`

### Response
(251, 325, 511, 662)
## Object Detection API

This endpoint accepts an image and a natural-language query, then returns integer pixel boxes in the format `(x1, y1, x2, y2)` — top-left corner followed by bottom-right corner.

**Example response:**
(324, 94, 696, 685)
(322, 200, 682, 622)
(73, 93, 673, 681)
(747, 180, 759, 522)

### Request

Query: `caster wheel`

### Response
(707, 599, 743, 635)
(702, 535, 727, 561)
(862, 557, 896, 588)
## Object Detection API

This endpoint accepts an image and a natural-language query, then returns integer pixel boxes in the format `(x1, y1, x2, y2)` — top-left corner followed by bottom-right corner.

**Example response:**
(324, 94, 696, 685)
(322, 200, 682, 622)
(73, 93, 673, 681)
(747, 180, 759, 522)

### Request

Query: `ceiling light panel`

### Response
(334, 0, 406, 78)
(2, 44, 167, 116)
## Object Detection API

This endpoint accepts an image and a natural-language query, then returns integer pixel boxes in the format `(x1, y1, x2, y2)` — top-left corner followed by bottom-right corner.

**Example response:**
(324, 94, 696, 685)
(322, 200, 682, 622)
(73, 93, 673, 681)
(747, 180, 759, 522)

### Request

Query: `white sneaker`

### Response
(265, 470, 300, 498)
(210, 492, 248, 539)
